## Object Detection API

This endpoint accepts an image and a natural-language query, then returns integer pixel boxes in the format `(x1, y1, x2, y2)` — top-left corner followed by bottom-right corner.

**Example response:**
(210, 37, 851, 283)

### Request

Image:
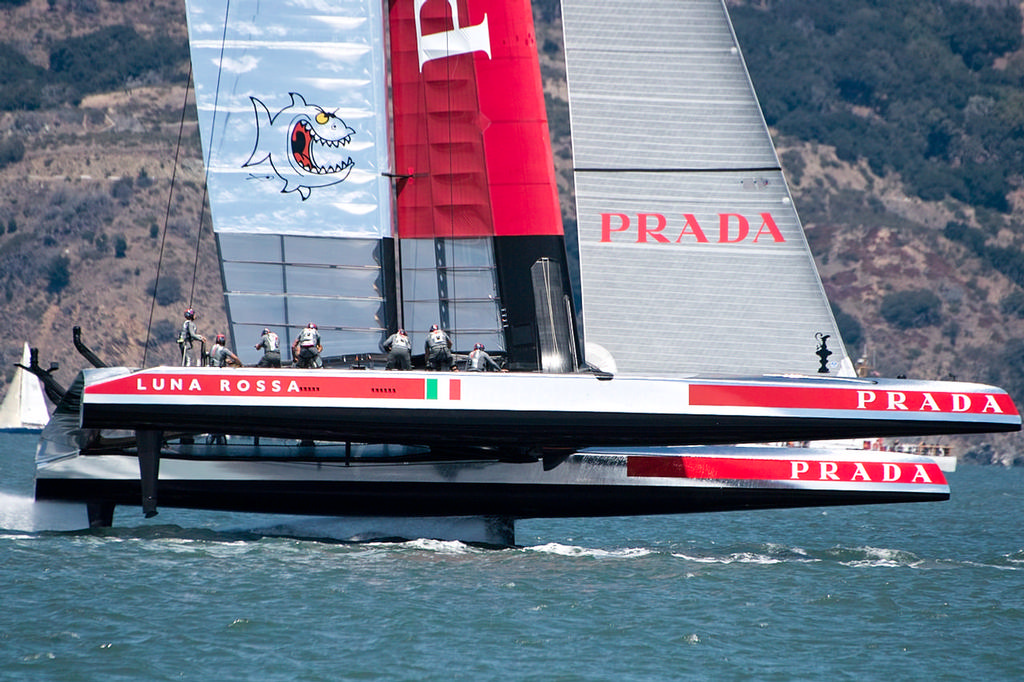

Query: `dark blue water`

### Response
(2, 431, 1022, 681)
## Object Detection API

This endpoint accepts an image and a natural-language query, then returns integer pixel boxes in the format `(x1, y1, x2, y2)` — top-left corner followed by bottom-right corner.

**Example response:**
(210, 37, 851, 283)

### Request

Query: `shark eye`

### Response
(315, 112, 330, 125)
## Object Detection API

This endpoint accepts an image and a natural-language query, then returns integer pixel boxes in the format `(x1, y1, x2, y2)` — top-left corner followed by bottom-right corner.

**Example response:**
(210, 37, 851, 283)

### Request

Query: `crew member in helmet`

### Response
(292, 322, 323, 368)
(467, 343, 503, 372)
(176, 308, 207, 367)
(382, 328, 412, 370)
(209, 333, 242, 368)
(424, 324, 455, 371)
(255, 327, 281, 368)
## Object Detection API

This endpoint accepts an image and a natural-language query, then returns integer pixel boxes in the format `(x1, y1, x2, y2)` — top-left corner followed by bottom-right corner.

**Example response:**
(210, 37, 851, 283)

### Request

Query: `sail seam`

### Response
(574, 166, 782, 173)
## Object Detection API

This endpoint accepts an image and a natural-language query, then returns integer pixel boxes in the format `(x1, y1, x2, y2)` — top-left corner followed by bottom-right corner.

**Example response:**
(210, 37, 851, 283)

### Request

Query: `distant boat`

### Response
(0, 343, 49, 433)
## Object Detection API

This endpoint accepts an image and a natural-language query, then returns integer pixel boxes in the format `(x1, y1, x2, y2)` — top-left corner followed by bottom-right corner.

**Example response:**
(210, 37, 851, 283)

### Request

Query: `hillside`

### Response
(1, 0, 1023, 462)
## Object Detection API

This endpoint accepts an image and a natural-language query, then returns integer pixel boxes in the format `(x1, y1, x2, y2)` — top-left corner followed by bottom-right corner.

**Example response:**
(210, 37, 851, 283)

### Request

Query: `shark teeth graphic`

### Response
(292, 120, 354, 175)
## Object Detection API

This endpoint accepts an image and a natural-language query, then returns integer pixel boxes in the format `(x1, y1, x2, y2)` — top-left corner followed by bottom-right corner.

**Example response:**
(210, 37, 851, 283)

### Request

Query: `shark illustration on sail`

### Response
(244, 93, 356, 200)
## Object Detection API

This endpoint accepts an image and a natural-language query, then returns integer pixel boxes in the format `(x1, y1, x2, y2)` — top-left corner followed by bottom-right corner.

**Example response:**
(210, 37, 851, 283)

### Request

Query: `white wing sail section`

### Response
(562, 0, 851, 377)
(184, 0, 392, 362)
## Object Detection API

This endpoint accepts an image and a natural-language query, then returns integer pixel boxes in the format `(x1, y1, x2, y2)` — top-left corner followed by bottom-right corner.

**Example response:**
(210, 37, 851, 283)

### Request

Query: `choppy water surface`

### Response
(2, 431, 1022, 681)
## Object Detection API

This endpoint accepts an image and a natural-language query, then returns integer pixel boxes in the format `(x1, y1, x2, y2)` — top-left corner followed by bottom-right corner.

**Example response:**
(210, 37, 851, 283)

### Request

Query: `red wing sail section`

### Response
(389, 0, 562, 238)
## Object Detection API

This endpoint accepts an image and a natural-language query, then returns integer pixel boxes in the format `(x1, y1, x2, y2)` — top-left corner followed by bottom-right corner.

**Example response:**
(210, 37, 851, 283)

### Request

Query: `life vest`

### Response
(427, 329, 447, 349)
(262, 332, 279, 351)
(391, 333, 411, 350)
(210, 344, 228, 367)
(298, 327, 319, 347)
(178, 320, 196, 344)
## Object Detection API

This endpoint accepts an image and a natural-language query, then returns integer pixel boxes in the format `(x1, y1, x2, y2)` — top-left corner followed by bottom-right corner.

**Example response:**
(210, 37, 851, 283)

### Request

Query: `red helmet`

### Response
(262, 328, 271, 335)
(429, 324, 439, 332)
(215, 333, 226, 345)
(474, 343, 484, 351)
(308, 322, 318, 329)
(184, 308, 195, 320)
(398, 328, 406, 335)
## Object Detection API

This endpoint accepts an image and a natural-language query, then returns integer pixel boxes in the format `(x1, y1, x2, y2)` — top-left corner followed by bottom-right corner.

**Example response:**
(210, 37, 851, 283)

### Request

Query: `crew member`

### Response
(209, 333, 242, 367)
(292, 322, 323, 368)
(176, 308, 206, 367)
(382, 328, 412, 370)
(255, 327, 281, 368)
(467, 343, 504, 372)
(424, 324, 454, 371)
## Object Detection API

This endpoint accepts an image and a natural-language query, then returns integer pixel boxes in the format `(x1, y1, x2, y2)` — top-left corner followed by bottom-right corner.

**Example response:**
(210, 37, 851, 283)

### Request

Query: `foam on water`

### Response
(0, 492, 89, 532)
(672, 542, 819, 565)
(830, 545, 925, 568)
(672, 551, 794, 565)
(398, 537, 475, 554)
(527, 542, 652, 558)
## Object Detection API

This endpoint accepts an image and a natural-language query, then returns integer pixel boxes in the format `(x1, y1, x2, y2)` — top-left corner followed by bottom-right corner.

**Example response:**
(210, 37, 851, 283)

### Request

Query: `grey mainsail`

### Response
(562, 0, 851, 376)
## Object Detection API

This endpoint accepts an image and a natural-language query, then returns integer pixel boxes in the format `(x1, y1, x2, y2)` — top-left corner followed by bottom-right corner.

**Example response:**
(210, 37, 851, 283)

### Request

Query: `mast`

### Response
(389, 0, 574, 369)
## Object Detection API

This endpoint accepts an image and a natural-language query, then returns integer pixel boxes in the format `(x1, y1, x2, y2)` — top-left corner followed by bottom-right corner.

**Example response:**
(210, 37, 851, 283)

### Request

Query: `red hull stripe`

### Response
(627, 455, 947, 485)
(689, 384, 1018, 416)
(84, 373, 462, 401)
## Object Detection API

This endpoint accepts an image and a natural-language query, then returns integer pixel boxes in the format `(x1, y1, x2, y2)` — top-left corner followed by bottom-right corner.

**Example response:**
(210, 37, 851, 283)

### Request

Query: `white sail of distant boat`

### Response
(0, 343, 49, 432)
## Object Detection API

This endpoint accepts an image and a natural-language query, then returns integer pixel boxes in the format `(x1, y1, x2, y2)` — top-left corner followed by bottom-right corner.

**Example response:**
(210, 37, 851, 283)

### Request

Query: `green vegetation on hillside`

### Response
(731, 0, 1023, 212)
(944, 221, 1024, 291)
(0, 24, 187, 110)
(880, 289, 943, 330)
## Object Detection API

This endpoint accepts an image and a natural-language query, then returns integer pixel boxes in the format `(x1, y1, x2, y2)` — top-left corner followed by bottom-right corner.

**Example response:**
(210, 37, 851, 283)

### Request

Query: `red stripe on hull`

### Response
(84, 372, 457, 401)
(628, 455, 947, 486)
(689, 384, 1018, 416)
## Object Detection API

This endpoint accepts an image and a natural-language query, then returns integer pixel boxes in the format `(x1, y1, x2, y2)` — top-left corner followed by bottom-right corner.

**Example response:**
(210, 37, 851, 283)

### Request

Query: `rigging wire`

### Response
(188, 187, 211, 308)
(143, 0, 230, 367)
(444, 11, 457, 342)
(142, 63, 195, 368)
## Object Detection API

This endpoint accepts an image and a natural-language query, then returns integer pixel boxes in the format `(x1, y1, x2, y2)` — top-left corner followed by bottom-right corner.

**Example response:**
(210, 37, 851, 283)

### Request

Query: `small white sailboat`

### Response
(0, 343, 49, 433)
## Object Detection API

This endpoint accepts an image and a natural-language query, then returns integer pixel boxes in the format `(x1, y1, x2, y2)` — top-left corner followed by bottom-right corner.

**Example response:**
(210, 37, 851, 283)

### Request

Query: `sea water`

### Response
(1, 430, 1022, 681)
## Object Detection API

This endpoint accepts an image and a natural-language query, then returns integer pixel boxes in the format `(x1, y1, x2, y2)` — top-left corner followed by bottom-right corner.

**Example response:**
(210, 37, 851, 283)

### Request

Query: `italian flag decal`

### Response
(426, 378, 461, 401)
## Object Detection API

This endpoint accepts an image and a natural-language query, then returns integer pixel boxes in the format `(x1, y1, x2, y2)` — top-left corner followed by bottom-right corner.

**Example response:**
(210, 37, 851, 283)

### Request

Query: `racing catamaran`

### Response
(32, 0, 1020, 544)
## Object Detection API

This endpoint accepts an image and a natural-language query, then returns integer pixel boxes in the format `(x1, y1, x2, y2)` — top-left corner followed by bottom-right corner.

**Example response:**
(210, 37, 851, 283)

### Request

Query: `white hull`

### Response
(79, 366, 1021, 448)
